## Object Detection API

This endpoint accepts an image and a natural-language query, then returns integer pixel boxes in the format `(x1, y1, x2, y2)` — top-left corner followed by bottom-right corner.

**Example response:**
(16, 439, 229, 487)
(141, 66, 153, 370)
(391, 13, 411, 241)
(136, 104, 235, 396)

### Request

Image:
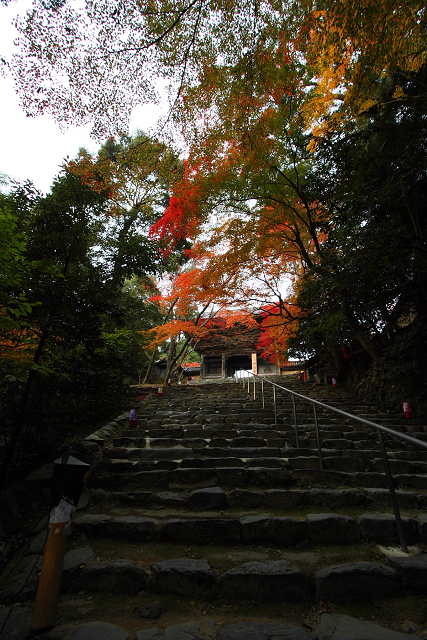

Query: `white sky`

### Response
(0, 0, 165, 195)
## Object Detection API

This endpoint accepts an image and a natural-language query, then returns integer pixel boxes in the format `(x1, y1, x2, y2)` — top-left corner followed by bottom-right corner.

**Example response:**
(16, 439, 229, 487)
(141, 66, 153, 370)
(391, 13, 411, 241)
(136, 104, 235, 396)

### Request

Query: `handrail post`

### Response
(292, 394, 299, 449)
(262, 378, 265, 409)
(273, 385, 278, 425)
(253, 376, 256, 400)
(247, 375, 250, 394)
(377, 430, 408, 553)
(313, 404, 323, 471)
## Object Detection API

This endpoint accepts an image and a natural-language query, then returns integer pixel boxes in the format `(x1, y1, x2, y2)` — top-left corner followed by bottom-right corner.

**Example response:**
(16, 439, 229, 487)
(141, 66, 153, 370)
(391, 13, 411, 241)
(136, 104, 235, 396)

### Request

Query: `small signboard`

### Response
(251, 353, 257, 374)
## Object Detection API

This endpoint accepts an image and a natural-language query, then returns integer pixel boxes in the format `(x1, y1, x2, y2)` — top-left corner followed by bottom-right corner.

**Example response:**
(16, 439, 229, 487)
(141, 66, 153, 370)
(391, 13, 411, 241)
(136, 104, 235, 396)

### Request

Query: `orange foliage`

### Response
(67, 154, 113, 198)
(256, 303, 301, 364)
(0, 322, 39, 364)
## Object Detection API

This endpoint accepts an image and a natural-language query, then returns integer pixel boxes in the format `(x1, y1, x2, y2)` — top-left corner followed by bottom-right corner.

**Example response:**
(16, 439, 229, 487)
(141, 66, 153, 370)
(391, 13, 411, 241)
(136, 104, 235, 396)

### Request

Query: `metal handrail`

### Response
(240, 373, 427, 553)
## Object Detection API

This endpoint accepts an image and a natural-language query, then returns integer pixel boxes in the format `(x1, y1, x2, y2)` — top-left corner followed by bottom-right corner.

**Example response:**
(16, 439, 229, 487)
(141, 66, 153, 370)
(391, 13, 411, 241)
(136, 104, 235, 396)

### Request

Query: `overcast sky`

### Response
(0, 0, 164, 195)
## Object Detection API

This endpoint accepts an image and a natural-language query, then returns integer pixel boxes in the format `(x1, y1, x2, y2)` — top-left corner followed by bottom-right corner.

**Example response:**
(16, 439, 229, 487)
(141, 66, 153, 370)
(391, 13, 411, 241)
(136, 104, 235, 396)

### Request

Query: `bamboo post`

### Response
(31, 455, 89, 632)
(31, 522, 68, 630)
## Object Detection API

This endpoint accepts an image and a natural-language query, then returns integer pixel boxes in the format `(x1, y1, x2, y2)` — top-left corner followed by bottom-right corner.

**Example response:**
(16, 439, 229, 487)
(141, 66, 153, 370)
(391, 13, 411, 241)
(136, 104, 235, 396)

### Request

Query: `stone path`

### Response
(1, 610, 424, 640)
(2, 377, 427, 638)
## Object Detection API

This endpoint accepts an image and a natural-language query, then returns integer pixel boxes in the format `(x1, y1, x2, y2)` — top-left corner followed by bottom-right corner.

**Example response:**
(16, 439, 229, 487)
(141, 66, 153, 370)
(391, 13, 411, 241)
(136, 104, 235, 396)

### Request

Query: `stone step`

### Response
(55, 546, 427, 613)
(105, 446, 427, 473)
(90, 466, 296, 490)
(97, 456, 427, 494)
(71, 510, 425, 547)
(114, 558, 403, 604)
(7, 377, 427, 634)
(91, 486, 427, 511)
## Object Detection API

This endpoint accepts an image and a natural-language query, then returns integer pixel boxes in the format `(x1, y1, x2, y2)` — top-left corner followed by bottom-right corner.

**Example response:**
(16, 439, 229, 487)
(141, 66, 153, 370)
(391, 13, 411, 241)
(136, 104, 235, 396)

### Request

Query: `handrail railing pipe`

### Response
(273, 385, 278, 425)
(313, 404, 323, 471)
(246, 373, 427, 553)
(292, 394, 300, 449)
(262, 378, 265, 409)
(377, 429, 408, 553)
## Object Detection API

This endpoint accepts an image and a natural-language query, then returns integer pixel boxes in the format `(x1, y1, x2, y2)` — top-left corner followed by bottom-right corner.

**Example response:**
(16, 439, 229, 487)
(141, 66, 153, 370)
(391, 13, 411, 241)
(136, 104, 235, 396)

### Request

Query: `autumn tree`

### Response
(68, 131, 188, 285)
(291, 80, 427, 381)
(9, 0, 426, 148)
(144, 265, 250, 381)
(7, 0, 427, 411)
(303, 0, 427, 142)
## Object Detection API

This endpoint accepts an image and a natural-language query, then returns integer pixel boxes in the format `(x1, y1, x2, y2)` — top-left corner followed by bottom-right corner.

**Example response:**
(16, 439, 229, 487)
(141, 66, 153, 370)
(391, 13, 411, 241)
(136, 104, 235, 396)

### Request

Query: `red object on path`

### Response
(129, 409, 137, 428)
(167, 378, 172, 386)
(303, 370, 307, 382)
(158, 387, 163, 397)
(403, 401, 412, 418)
(332, 377, 337, 388)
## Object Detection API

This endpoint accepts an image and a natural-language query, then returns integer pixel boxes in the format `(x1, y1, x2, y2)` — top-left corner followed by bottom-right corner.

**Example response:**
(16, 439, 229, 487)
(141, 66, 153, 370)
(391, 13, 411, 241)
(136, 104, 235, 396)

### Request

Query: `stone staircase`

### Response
(3, 377, 427, 639)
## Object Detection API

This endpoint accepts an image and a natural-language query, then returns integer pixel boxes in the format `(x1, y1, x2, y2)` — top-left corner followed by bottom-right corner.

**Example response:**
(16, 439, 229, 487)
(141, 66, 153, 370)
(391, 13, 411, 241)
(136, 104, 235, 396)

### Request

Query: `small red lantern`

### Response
(167, 378, 172, 386)
(403, 401, 412, 419)
(158, 387, 163, 397)
(129, 409, 137, 428)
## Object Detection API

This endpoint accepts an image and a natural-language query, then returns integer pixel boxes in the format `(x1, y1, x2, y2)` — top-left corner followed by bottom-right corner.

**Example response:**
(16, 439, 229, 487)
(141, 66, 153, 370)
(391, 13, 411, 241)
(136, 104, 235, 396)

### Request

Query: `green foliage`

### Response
(0, 143, 186, 484)
(288, 80, 427, 406)
(0, 186, 41, 331)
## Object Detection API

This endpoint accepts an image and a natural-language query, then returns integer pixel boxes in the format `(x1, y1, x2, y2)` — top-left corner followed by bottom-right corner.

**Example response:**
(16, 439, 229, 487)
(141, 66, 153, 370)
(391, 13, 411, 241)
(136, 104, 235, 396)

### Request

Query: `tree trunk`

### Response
(164, 337, 176, 382)
(142, 349, 158, 384)
(342, 298, 381, 364)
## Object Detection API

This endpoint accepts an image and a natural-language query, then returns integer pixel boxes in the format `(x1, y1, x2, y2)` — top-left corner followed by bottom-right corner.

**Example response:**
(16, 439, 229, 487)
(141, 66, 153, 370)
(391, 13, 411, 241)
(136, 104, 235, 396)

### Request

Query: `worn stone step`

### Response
(215, 467, 292, 487)
(193, 447, 282, 458)
(316, 561, 401, 602)
(58, 550, 427, 614)
(373, 458, 427, 474)
(218, 560, 309, 602)
(390, 450, 427, 461)
(126, 447, 195, 460)
(14, 377, 427, 633)
(199, 457, 245, 468)
(282, 447, 341, 457)
(71, 511, 426, 547)
(95, 485, 427, 512)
